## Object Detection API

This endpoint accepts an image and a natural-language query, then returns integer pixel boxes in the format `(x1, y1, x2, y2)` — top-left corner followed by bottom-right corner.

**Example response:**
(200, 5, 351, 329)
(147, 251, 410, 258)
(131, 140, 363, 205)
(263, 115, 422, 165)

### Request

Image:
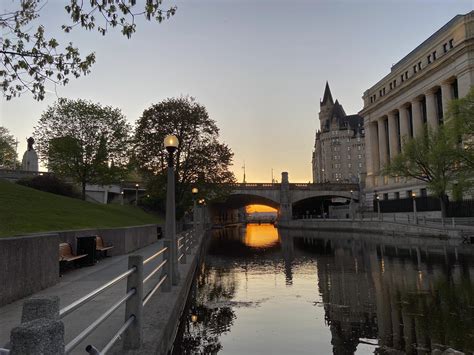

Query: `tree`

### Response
(134, 96, 236, 217)
(0, 126, 17, 168)
(34, 98, 132, 199)
(1, 1, 176, 100)
(384, 125, 463, 217)
(446, 87, 474, 171)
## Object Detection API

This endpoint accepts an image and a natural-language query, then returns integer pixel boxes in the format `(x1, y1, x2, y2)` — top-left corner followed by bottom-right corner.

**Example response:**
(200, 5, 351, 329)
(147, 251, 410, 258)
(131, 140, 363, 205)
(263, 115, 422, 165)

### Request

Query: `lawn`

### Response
(0, 179, 163, 237)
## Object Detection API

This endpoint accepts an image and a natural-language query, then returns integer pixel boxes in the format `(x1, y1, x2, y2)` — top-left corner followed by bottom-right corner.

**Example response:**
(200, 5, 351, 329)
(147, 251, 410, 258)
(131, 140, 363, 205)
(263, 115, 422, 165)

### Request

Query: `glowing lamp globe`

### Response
(192, 187, 199, 195)
(164, 135, 179, 152)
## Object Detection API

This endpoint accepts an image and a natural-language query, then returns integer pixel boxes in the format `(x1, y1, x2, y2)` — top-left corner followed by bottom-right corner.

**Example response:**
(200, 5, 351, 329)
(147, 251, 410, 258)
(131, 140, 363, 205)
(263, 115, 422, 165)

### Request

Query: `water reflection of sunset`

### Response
(246, 205, 278, 213)
(243, 223, 279, 248)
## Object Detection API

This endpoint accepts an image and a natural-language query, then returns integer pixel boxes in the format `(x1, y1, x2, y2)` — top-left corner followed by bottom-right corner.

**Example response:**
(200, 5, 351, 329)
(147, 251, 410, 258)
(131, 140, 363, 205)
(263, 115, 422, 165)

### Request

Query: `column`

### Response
(441, 82, 453, 117)
(387, 112, 398, 159)
(457, 70, 474, 98)
(399, 106, 409, 147)
(411, 99, 424, 137)
(425, 90, 438, 130)
(366, 122, 380, 175)
(378, 118, 388, 167)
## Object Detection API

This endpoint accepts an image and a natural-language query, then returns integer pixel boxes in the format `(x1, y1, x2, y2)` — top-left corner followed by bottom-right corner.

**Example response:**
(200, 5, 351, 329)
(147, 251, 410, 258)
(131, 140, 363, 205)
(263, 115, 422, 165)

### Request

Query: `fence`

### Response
(3, 229, 198, 355)
(447, 199, 474, 217)
(375, 196, 441, 213)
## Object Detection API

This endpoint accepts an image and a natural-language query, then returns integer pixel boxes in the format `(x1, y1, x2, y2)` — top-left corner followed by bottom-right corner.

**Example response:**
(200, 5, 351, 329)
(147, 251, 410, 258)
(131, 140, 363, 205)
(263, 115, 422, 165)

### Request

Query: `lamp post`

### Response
(375, 191, 381, 220)
(412, 191, 418, 224)
(350, 190, 354, 221)
(135, 183, 139, 206)
(192, 187, 198, 233)
(164, 134, 180, 285)
(120, 179, 124, 206)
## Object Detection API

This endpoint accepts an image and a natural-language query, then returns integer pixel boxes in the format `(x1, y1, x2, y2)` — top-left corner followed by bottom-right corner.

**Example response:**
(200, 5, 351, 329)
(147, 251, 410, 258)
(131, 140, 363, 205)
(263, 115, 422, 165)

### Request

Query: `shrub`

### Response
(17, 175, 80, 198)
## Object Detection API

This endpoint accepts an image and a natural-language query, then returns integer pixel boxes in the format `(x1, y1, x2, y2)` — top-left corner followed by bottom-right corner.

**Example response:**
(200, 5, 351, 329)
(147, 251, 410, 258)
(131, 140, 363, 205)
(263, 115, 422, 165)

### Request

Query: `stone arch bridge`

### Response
(215, 172, 360, 222)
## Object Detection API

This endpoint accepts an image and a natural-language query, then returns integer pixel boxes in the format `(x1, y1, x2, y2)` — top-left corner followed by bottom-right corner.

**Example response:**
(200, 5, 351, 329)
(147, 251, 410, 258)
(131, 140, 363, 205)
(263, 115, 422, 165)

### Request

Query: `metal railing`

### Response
(3, 229, 198, 355)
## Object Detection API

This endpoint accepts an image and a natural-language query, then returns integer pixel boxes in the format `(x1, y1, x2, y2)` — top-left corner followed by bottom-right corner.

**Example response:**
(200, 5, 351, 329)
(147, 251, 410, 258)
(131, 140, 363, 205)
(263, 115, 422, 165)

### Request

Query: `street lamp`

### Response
(192, 187, 198, 233)
(350, 190, 354, 221)
(164, 134, 180, 285)
(375, 191, 381, 220)
(135, 183, 139, 206)
(412, 191, 418, 224)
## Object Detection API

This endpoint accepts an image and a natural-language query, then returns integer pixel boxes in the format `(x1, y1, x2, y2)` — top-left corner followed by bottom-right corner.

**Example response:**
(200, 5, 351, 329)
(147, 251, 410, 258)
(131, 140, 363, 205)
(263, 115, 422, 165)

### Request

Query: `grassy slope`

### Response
(0, 179, 163, 237)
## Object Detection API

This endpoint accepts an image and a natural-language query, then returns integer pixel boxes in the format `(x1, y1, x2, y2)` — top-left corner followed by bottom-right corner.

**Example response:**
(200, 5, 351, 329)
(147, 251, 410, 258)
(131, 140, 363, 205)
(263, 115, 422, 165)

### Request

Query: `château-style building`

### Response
(359, 11, 474, 205)
(312, 83, 365, 184)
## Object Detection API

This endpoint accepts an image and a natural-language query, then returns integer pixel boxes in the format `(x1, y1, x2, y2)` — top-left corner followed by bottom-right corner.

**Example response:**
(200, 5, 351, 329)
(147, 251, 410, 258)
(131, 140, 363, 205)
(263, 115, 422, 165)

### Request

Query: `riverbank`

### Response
(277, 218, 474, 240)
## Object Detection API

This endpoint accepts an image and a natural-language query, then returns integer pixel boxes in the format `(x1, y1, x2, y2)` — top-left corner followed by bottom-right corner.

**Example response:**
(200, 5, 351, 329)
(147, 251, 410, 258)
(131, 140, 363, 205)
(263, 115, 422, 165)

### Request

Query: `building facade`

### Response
(359, 11, 474, 206)
(312, 83, 365, 183)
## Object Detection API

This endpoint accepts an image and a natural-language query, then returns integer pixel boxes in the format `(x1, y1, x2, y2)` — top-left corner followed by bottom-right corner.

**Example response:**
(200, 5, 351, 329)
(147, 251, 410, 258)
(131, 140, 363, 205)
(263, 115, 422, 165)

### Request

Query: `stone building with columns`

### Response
(360, 11, 474, 206)
(312, 83, 365, 184)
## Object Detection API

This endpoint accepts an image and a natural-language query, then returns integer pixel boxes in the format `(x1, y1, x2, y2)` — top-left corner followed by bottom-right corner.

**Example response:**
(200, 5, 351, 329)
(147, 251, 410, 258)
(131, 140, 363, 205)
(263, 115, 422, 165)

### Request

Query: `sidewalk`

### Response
(0, 240, 170, 354)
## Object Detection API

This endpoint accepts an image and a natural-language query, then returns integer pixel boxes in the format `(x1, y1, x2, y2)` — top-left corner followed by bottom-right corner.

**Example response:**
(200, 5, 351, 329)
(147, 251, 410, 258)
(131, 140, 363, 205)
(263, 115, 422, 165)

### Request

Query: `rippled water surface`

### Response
(173, 224, 474, 354)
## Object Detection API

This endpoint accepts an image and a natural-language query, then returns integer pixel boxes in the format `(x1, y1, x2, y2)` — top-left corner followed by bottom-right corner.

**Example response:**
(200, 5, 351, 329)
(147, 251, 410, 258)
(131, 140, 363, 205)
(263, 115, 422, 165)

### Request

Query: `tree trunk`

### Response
(82, 181, 86, 200)
(439, 195, 448, 218)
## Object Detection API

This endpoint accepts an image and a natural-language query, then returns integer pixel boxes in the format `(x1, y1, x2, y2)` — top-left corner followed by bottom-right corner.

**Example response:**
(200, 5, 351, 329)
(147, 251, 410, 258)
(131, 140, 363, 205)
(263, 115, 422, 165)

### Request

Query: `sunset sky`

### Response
(1, 0, 472, 182)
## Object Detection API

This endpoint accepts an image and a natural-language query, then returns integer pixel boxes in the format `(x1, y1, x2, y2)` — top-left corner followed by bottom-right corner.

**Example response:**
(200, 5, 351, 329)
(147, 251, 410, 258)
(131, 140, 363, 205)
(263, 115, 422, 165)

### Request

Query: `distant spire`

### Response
(321, 81, 334, 106)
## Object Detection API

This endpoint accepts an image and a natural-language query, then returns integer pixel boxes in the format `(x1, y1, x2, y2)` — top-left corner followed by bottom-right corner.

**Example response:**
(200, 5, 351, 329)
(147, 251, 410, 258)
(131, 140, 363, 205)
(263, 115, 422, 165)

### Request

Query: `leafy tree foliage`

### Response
(384, 125, 463, 217)
(1, 0, 176, 100)
(0, 126, 17, 168)
(447, 87, 474, 171)
(134, 96, 236, 216)
(34, 98, 132, 199)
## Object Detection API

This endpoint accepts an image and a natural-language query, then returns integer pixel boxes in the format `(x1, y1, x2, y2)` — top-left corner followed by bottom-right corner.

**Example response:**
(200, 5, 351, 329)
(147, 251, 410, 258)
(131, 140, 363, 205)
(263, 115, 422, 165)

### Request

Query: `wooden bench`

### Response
(59, 243, 87, 262)
(95, 236, 113, 257)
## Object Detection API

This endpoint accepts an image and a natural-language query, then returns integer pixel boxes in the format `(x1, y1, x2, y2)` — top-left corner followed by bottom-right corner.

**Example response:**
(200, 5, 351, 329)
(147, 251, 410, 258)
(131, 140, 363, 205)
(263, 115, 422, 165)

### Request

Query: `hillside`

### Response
(0, 179, 163, 237)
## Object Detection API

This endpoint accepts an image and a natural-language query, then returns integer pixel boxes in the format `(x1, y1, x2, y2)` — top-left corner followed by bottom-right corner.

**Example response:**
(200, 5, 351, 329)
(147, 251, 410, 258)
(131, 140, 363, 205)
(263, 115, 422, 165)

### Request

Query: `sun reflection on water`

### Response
(243, 223, 279, 249)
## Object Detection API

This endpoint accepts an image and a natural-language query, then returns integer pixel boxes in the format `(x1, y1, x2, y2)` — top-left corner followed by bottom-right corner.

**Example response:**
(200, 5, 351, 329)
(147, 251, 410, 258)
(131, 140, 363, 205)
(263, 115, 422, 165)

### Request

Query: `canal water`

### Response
(173, 224, 474, 354)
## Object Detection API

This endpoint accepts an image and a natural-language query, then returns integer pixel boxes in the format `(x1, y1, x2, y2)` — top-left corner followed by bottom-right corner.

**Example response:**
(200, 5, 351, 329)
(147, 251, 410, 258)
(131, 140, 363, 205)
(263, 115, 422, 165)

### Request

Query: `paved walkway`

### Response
(0, 240, 170, 354)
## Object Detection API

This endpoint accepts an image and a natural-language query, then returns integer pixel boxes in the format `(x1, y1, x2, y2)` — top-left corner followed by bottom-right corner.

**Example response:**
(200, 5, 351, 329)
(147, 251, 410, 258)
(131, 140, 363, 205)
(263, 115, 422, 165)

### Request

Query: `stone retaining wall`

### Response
(278, 219, 464, 239)
(0, 234, 59, 307)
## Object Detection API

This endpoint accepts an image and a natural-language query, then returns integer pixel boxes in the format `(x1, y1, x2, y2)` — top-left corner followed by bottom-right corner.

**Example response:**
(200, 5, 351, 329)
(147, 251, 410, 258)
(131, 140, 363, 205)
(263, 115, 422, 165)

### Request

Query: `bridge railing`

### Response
(231, 182, 359, 191)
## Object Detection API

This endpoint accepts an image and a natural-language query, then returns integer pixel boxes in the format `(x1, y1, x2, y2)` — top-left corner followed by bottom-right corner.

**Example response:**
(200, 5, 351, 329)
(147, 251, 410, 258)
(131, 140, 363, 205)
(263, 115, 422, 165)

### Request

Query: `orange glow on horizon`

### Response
(244, 224, 279, 248)
(246, 204, 278, 213)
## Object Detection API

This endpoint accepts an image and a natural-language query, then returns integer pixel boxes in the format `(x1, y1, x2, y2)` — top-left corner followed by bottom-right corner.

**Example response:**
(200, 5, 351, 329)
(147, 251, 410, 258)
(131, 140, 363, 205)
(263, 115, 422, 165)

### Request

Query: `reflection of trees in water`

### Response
(300, 236, 474, 354)
(173, 261, 238, 354)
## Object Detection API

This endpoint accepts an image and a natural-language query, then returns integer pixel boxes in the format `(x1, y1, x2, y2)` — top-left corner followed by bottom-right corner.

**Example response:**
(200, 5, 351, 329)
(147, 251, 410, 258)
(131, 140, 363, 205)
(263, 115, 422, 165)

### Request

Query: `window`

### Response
(357, 145, 362, 151)
(421, 188, 427, 197)
(358, 162, 363, 168)
(449, 39, 454, 49)
(405, 71, 408, 79)
(347, 146, 351, 151)
(443, 43, 448, 53)
(406, 190, 412, 198)
(413, 65, 417, 73)
(358, 154, 362, 159)
(393, 79, 397, 88)
(348, 163, 352, 168)
(427, 54, 431, 64)
(357, 137, 361, 142)
(432, 51, 437, 60)
(394, 192, 400, 199)
(418, 62, 422, 70)
(347, 155, 351, 160)
(401, 74, 405, 82)
(383, 193, 389, 200)
(390, 82, 393, 90)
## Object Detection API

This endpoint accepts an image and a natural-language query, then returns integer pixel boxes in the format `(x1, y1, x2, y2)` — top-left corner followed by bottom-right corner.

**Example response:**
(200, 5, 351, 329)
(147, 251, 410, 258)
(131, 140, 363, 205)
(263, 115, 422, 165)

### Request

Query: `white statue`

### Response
(22, 137, 39, 172)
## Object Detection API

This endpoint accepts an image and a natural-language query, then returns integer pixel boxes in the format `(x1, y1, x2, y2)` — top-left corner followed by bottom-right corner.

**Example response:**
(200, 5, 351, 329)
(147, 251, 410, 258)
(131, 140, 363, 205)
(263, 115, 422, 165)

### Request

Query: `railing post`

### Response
(10, 296, 64, 355)
(162, 240, 172, 292)
(123, 255, 143, 350)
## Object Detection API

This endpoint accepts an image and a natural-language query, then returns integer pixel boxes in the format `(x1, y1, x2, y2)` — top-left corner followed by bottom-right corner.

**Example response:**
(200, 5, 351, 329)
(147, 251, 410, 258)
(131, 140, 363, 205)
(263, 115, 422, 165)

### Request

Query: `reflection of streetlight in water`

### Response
(243, 224, 279, 249)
